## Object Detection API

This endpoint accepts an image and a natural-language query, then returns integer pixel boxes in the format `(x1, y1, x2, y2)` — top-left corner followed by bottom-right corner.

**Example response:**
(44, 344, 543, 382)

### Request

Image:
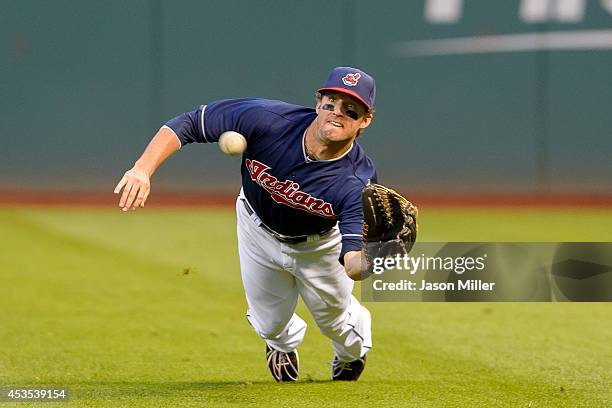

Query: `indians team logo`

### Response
(245, 159, 336, 219)
(342, 72, 361, 87)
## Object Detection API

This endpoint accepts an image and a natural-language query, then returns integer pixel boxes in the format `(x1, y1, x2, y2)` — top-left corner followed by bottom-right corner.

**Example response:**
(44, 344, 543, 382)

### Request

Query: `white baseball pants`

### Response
(236, 193, 372, 362)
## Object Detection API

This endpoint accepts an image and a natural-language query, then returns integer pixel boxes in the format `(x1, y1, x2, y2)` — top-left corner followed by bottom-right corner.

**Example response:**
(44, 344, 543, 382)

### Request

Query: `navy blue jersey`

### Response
(165, 98, 377, 262)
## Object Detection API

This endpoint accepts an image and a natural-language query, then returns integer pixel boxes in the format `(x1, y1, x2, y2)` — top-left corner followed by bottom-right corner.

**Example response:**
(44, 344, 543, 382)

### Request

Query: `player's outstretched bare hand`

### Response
(114, 167, 151, 211)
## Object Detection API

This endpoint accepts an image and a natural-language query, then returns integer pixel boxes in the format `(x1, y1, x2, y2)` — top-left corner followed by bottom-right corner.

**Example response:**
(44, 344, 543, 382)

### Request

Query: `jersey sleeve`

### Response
(164, 99, 271, 146)
(164, 105, 206, 146)
(337, 170, 378, 265)
(337, 187, 364, 264)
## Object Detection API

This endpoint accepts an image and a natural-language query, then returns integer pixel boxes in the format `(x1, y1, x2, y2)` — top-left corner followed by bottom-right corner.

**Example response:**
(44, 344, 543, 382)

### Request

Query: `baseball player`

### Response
(114, 67, 378, 382)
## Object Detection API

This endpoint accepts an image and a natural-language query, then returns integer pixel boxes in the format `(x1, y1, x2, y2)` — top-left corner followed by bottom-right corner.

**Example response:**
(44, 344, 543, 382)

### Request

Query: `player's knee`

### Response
(318, 322, 344, 339)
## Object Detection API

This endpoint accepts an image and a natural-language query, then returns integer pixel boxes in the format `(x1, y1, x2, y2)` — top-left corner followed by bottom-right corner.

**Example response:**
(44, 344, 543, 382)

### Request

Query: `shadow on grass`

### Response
(65, 379, 336, 399)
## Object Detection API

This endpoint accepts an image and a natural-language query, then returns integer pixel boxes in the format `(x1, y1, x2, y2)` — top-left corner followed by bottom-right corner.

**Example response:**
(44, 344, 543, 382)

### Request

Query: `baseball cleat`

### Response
(331, 355, 366, 381)
(266, 345, 299, 382)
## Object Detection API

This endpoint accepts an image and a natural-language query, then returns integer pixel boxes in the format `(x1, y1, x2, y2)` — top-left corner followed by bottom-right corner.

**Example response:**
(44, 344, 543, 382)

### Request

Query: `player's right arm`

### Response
(114, 99, 268, 211)
(114, 126, 180, 211)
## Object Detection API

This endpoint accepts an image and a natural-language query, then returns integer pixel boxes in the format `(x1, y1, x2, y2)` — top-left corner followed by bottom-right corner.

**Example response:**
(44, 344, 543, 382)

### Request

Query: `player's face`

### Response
(315, 92, 372, 143)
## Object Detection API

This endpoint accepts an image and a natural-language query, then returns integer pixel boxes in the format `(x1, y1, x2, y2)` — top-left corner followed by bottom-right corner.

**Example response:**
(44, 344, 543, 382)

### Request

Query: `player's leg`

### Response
(236, 196, 307, 353)
(288, 231, 372, 362)
(297, 275, 372, 362)
(239, 250, 304, 382)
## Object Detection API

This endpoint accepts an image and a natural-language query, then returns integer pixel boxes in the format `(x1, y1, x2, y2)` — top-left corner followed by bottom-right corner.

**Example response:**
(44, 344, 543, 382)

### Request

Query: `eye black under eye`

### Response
(345, 109, 359, 120)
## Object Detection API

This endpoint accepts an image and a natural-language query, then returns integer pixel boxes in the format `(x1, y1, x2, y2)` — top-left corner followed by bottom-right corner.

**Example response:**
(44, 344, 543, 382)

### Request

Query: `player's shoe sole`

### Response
(331, 355, 366, 381)
(266, 345, 299, 382)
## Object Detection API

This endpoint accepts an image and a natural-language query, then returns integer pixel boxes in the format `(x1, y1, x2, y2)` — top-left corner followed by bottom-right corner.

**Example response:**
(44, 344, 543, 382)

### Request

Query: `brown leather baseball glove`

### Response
(362, 182, 418, 273)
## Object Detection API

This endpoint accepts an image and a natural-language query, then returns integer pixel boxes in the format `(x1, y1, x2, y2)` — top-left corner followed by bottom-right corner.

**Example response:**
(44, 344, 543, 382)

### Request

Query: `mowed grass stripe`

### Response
(0, 211, 254, 384)
(417, 207, 612, 242)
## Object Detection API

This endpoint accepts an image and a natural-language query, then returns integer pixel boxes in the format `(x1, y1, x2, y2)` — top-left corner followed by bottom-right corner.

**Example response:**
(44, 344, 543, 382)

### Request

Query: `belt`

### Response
(240, 197, 332, 244)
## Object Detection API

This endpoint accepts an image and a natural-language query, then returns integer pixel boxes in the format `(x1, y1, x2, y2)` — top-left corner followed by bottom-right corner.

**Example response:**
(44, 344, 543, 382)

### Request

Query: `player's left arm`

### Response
(337, 184, 369, 281)
(344, 251, 368, 281)
(340, 180, 418, 281)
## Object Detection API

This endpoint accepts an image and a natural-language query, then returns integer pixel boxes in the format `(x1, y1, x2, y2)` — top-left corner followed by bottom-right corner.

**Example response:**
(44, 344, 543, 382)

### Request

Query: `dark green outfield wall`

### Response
(2, 1, 611, 193)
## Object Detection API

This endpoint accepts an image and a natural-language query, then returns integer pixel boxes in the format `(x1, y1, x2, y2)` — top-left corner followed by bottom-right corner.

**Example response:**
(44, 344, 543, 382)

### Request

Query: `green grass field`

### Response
(1, 207, 612, 407)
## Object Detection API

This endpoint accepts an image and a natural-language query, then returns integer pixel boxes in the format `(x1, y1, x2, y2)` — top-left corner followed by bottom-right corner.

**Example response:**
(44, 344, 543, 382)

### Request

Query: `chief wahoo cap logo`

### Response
(342, 72, 361, 87)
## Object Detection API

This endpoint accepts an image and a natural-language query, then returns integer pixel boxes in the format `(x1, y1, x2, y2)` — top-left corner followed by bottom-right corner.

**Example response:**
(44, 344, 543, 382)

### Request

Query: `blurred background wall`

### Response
(2, 0, 611, 195)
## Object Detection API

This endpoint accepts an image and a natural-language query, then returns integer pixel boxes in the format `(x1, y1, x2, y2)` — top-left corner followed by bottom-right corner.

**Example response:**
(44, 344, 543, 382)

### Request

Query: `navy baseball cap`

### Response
(318, 66, 376, 110)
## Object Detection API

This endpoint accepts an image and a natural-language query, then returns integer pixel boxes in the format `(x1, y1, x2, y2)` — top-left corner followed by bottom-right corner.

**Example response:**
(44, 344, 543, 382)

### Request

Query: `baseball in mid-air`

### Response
(218, 131, 247, 155)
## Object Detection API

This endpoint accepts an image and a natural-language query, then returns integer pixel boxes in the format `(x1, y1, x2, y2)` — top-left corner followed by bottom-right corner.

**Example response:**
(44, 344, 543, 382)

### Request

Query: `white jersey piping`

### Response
(200, 104, 210, 143)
